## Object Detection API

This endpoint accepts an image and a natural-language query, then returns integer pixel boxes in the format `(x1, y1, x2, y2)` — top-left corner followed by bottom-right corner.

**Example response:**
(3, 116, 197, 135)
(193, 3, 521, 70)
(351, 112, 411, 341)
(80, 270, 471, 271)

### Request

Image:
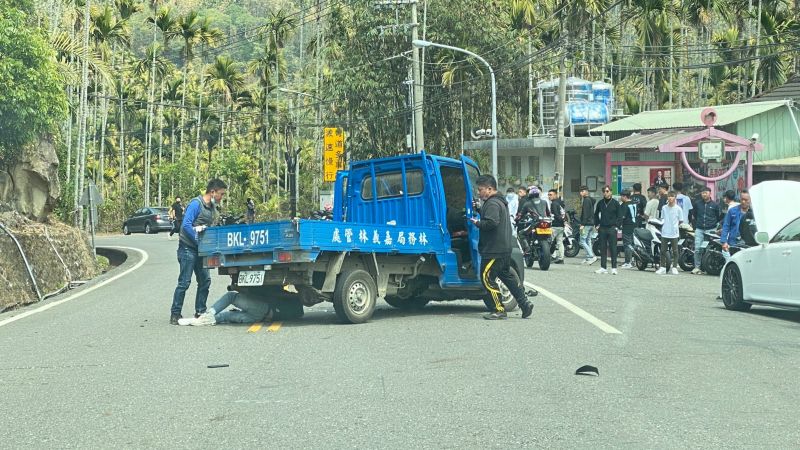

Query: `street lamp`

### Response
(412, 39, 498, 180)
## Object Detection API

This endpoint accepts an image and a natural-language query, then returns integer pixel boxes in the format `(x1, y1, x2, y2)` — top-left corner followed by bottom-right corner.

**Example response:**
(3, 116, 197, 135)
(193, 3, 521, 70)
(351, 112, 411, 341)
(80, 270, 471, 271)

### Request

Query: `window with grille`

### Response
(528, 156, 539, 179)
(511, 156, 522, 178)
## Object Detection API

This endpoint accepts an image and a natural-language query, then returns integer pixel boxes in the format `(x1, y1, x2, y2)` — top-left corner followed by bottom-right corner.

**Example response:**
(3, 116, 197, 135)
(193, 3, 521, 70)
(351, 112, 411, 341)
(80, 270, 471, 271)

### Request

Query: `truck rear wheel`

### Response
(333, 269, 377, 324)
(483, 265, 520, 313)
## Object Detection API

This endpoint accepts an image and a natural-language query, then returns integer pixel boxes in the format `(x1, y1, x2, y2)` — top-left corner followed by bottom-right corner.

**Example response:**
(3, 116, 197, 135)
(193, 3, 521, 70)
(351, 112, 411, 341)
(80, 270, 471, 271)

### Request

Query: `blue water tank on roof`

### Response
(592, 82, 613, 107)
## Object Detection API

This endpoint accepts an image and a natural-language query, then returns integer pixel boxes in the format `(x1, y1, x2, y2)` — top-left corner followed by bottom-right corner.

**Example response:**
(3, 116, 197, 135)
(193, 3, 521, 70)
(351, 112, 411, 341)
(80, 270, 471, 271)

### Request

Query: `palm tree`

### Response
(171, 11, 221, 154)
(206, 55, 245, 158)
(90, 3, 129, 197)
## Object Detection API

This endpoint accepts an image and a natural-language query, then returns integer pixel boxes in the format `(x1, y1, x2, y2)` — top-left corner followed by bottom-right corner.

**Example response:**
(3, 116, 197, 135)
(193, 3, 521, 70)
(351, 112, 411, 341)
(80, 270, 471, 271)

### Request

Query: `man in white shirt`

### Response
(656, 191, 683, 275)
(672, 182, 693, 224)
(644, 187, 660, 232)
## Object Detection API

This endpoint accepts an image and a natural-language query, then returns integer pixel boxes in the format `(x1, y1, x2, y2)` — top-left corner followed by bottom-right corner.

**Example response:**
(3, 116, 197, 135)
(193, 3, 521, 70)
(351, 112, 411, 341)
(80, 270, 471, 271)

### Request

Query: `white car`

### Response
(720, 180, 800, 311)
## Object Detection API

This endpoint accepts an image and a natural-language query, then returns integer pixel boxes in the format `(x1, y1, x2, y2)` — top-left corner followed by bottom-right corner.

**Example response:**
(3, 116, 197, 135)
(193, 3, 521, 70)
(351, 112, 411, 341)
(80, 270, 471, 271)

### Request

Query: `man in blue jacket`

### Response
(170, 178, 227, 325)
(691, 186, 720, 274)
(720, 190, 752, 258)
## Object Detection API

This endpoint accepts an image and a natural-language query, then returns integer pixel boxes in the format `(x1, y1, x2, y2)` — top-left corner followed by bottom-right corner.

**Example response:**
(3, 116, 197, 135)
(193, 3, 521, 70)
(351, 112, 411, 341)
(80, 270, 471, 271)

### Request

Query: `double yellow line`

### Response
(247, 322, 283, 333)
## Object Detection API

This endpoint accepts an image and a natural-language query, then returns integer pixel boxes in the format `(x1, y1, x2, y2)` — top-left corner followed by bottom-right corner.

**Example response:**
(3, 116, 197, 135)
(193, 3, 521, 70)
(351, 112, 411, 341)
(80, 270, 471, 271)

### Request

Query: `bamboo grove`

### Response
(5, 0, 799, 230)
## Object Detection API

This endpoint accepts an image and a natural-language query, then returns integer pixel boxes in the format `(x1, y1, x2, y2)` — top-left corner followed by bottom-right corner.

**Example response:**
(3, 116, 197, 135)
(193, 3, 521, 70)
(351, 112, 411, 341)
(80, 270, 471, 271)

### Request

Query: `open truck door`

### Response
(461, 156, 482, 279)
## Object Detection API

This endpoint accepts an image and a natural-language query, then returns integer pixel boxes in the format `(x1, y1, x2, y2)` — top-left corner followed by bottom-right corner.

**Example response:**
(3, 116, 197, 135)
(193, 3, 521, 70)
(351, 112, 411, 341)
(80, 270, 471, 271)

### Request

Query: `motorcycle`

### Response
(677, 225, 696, 272)
(560, 211, 581, 258)
(631, 220, 665, 271)
(700, 215, 756, 276)
(516, 213, 553, 270)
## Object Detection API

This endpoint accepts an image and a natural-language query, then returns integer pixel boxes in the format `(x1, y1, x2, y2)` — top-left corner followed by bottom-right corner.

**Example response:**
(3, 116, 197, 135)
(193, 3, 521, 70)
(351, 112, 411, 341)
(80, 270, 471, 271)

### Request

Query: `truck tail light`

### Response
(207, 255, 221, 268)
(277, 252, 292, 263)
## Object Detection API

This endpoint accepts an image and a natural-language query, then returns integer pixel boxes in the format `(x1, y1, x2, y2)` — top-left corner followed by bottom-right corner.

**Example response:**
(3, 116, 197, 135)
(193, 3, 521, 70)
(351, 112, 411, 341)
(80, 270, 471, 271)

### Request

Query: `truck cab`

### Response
(199, 152, 525, 323)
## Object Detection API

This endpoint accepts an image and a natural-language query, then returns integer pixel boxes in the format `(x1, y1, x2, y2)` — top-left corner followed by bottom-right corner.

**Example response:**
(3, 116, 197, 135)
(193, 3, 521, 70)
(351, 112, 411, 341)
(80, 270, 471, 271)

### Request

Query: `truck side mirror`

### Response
(754, 231, 770, 245)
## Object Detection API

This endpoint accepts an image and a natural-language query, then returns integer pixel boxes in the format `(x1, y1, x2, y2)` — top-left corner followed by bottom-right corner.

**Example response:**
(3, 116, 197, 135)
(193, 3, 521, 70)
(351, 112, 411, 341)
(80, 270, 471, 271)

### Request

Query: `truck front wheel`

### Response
(333, 269, 377, 324)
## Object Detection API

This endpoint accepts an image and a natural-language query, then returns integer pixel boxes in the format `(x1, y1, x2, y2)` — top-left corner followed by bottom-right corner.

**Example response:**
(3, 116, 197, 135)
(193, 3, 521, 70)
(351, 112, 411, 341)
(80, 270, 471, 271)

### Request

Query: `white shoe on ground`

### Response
(192, 311, 217, 326)
(655, 267, 667, 275)
(691, 268, 701, 275)
(620, 263, 633, 269)
(671, 267, 679, 275)
(611, 268, 618, 275)
(595, 268, 608, 274)
(177, 318, 196, 326)
(588, 256, 598, 265)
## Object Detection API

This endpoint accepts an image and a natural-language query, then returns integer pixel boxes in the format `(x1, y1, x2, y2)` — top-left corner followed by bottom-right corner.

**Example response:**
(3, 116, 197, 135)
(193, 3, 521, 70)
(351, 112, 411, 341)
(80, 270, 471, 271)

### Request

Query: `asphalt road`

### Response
(1, 233, 799, 448)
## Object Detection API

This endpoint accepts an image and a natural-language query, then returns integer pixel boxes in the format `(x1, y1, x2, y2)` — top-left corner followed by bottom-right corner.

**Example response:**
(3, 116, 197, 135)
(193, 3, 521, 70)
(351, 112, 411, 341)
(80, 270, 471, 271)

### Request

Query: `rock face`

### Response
(0, 138, 60, 222)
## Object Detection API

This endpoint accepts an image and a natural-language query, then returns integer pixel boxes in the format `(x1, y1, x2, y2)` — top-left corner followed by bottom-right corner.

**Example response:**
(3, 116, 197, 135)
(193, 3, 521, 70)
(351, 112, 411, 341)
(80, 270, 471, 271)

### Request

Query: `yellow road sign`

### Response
(323, 127, 345, 182)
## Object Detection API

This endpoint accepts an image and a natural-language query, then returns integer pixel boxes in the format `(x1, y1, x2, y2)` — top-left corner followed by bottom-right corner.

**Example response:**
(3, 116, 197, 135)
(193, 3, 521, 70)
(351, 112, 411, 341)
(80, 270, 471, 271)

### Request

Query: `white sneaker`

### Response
(620, 263, 633, 269)
(191, 311, 216, 326)
(671, 267, 679, 275)
(611, 268, 618, 275)
(595, 268, 608, 274)
(655, 267, 667, 275)
(588, 256, 598, 265)
(581, 259, 589, 265)
(691, 268, 701, 275)
(177, 317, 196, 326)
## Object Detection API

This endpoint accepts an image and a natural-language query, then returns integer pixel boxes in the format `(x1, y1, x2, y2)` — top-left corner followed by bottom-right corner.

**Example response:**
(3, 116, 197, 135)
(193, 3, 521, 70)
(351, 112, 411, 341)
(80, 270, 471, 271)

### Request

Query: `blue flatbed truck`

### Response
(198, 152, 525, 324)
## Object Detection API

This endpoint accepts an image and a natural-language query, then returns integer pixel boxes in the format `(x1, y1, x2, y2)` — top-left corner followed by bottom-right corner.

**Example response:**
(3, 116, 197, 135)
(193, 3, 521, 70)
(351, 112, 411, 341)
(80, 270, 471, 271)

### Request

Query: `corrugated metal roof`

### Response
(590, 100, 790, 133)
(754, 156, 800, 166)
(592, 129, 701, 152)
(747, 75, 800, 103)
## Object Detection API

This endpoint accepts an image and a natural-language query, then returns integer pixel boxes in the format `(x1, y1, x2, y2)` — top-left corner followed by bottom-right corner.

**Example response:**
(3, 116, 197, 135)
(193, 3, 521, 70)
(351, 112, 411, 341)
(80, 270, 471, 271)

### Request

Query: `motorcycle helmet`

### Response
(528, 186, 540, 197)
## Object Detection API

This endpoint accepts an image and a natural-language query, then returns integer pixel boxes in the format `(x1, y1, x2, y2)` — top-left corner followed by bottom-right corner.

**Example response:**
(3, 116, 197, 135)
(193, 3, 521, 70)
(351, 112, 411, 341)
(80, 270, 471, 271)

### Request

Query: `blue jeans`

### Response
(211, 291, 270, 324)
(694, 229, 709, 267)
(580, 226, 595, 259)
(171, 243, 211, 316)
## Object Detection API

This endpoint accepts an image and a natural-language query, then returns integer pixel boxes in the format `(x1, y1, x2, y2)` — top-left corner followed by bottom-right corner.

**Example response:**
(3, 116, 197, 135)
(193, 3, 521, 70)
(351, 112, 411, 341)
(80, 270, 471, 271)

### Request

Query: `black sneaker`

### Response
(520, 301, 534, 319)
(484, 311, 508, 320)
(526, 289, 539, 297)
(554, 259, 564, 264)
(170, 314, 181, 325)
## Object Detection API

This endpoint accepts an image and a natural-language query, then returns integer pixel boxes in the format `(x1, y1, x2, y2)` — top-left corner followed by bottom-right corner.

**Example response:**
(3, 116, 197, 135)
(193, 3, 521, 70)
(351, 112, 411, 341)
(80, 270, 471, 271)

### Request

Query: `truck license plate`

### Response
(237, 271, 264, 286)
(536, 228, 552, 235)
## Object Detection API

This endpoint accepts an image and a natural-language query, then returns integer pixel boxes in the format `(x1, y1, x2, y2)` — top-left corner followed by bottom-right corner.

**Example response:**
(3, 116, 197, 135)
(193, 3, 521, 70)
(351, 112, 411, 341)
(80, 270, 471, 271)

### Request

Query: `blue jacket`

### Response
(720, 205, 747, 245)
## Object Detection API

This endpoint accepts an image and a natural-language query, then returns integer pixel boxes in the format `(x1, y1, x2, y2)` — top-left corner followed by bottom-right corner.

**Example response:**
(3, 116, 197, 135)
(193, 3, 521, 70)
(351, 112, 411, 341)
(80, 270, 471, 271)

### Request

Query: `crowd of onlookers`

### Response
(509, 181, 752, 276)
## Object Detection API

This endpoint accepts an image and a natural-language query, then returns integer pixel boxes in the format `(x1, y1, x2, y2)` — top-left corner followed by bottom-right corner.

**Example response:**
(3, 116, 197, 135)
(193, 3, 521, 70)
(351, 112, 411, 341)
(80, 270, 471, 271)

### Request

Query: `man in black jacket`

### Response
(547, 189, 566, 264)
(593, 185, 622, 274)
(470, 175, 534, 320)
(631, 183, 648, 227)
(619, 190, 637, 269)
(578, 186, 597, 265)
(691, 186, 721, 274)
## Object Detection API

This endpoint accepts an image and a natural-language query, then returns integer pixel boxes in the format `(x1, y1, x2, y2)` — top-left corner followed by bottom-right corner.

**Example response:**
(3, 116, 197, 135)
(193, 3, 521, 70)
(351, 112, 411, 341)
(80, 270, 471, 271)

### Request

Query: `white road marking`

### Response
(524, 281, 622, 334)
(0, 246, 149, 328)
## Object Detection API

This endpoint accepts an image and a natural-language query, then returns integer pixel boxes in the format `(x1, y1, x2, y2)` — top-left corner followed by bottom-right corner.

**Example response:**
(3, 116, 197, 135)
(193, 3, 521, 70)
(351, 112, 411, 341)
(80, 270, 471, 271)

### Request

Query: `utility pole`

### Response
(375, 0, 424, 152)
(410, 0, 424, 152)
(555, 51, 567, 196)
(752, 0, 762, 98)
(528, 35, 534, 138)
